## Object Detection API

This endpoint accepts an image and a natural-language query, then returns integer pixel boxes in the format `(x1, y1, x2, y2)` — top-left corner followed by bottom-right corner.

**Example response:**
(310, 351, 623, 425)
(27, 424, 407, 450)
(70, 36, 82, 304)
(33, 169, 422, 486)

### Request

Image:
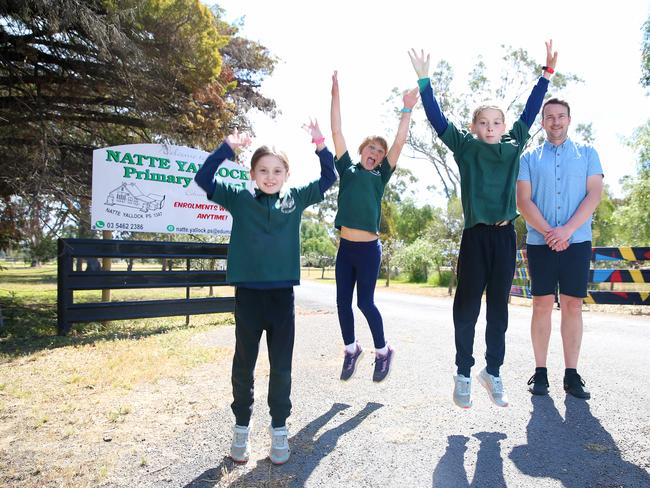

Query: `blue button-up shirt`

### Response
(518, 138, 603, 245)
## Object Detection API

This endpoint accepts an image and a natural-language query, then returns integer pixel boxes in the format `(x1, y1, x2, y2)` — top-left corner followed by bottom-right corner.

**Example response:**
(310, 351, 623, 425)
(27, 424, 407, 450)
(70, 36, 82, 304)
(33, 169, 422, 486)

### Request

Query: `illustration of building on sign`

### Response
(105, 183, 165, 212)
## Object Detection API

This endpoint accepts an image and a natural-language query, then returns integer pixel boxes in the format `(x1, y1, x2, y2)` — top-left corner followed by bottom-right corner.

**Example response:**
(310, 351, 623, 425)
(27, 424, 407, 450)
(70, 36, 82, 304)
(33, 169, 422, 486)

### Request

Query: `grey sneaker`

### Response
(269, 425, 290, 465)
(340, 344, 364, 381)
(453, 374, 472, 408)
(478, 368, 509, 407)
(230, 424, 250, 463)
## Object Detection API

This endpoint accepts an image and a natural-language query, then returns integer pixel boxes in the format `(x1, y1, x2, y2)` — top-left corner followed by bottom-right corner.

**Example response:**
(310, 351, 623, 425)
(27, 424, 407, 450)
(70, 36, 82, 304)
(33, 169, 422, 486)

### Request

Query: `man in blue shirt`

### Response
(517, 98, 603, 399)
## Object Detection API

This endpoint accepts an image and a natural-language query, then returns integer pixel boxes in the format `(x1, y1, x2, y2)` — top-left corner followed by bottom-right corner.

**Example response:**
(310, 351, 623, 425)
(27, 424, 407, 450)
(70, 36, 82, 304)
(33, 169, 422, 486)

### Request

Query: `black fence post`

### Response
(186, 257, 190, 326)
(57, 238, 73, 336)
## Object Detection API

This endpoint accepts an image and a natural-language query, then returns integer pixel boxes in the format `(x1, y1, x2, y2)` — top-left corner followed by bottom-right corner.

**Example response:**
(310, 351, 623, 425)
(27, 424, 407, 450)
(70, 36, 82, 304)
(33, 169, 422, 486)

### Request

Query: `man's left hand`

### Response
(545, 225, 572, 251)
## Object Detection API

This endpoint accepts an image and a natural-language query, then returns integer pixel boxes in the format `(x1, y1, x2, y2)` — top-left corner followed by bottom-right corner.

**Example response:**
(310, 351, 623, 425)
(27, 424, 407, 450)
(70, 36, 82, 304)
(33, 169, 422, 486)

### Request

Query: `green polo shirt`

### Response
(441, 119, 529, 229)
(334, 151, 393, 233)
(210, 181, 323, 284)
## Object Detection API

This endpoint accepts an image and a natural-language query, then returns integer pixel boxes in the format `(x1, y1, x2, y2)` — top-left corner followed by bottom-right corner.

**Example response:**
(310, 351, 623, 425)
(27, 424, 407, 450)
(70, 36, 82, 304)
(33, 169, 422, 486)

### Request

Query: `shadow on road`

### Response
(510, 395, 650, 487)
(432, 432, 508, 487)
(184, 401, 383, 487)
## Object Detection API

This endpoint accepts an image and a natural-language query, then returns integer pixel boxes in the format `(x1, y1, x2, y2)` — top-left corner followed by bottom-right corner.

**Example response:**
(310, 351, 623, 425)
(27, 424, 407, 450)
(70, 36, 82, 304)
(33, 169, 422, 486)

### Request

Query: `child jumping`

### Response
(409, 41, 557, 408)
(194, 123, 335, 464)
(330, 70, 419, 382)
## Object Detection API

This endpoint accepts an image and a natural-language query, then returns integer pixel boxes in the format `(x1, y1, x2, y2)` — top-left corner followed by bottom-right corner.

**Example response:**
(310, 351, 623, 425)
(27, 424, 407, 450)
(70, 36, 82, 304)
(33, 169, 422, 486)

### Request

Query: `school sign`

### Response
(91, 144, 252, 236)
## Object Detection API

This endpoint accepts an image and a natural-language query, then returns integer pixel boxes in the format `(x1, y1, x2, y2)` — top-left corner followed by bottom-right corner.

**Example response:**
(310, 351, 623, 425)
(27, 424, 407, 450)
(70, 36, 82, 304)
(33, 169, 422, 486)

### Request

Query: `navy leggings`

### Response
(335, 238, 386, 349)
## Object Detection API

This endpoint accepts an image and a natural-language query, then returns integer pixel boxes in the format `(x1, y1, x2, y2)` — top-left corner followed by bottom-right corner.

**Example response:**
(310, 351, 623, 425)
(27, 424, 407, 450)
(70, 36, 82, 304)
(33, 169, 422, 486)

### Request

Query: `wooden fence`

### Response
(57, 238, 234, 335)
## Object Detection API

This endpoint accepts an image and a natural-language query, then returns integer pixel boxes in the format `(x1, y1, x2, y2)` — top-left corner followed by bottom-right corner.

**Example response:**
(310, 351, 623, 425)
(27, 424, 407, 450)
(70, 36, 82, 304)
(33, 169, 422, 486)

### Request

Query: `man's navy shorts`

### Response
(526, 241, 592, 298)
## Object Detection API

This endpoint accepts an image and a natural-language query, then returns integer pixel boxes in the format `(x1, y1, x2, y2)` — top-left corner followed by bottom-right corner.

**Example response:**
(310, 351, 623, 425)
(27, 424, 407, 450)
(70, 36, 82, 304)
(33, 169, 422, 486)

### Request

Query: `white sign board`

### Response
(91, 144, 252, 236)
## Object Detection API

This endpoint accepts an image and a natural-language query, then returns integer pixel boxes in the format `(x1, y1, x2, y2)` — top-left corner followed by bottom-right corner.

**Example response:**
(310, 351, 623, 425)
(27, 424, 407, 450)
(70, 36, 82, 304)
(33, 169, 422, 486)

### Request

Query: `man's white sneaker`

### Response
(230, 424, 250, 463)
(269, 425, 290, 465)
(478, 368, 509, 407)
(453, 374, 472, 409)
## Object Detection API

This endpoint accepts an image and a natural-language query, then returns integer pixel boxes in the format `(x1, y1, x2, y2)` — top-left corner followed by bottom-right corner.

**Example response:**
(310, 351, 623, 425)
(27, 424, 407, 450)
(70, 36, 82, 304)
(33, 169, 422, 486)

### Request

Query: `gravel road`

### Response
(109, 280, 650, 487)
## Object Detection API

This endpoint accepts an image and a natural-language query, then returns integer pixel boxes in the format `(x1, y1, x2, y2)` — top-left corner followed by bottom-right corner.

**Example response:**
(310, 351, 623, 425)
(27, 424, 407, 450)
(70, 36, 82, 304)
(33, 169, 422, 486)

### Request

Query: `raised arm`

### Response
(195, 129, 251, 197)
(303, 118, 336, 194)
(330, 71, 347, 159)
(409, 49, 448, 135)
(519, 40, 558, 128)
(386, 87, 419, 168)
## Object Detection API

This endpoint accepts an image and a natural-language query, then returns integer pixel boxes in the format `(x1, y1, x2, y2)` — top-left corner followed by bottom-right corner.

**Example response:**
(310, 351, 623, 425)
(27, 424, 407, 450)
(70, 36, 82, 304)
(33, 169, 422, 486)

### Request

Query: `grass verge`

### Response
(0, 261, 234, 487)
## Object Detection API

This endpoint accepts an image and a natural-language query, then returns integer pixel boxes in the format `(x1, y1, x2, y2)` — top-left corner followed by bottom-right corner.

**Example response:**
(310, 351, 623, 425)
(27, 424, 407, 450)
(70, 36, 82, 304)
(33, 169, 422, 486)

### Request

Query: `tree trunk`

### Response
(448, 269, 457, 296)
(29, 197, 43, 267)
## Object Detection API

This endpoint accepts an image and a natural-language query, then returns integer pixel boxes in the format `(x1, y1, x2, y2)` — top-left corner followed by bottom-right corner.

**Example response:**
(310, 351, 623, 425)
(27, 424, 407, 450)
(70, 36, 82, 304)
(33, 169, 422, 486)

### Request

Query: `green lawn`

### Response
(0, 260, 234, 357)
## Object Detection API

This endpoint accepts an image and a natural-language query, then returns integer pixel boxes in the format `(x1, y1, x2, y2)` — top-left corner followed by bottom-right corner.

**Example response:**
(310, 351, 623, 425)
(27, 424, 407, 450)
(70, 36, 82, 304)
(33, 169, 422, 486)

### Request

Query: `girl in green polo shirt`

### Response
(330, 70, 419, 383)
(194, 123, 336, 465)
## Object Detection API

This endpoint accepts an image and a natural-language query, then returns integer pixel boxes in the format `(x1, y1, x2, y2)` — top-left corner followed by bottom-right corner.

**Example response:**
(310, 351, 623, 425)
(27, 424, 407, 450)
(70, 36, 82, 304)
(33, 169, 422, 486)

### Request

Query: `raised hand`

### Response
(302, 118, 324, 142)
(331, 70, 339, 98)
(225, 129, 252, 151)
(408, 49, 430, 79)
(331, 70, 346, 157)
(545, 39, 558, 72)
(403, 87, 420, 110)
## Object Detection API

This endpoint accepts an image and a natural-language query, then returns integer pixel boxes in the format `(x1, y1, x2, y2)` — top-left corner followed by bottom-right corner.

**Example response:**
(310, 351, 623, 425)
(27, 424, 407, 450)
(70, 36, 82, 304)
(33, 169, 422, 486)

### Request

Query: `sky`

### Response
(205, 0, 650, 207)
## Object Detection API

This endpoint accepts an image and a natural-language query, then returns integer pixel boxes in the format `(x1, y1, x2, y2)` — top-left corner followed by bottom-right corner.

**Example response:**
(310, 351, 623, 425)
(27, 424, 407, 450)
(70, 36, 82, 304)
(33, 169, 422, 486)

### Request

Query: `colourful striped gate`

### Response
(510, 247, 650, 305)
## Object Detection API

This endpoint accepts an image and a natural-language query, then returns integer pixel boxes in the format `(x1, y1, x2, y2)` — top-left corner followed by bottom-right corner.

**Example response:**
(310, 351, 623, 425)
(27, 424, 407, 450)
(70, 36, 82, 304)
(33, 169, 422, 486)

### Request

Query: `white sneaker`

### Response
(269, 425, 290, 465)
(478, 368, 509, 407)
(230, 424, 250, 463)
(453, 374, 472, 409)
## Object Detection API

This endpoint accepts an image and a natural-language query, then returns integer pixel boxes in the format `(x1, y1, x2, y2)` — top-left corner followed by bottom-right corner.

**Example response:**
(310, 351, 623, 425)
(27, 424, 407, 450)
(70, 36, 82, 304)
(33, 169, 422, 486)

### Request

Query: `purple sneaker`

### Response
(340, 344, 363, 381)
(372, 346, 394, 382)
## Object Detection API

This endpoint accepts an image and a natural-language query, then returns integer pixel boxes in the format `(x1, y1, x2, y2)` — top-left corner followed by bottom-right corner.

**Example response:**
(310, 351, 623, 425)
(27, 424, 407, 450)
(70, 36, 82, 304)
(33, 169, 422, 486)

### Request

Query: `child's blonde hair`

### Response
(250, 146, 290, 171)
(358, 136, 388, 156)
(471, 104, 506, 124)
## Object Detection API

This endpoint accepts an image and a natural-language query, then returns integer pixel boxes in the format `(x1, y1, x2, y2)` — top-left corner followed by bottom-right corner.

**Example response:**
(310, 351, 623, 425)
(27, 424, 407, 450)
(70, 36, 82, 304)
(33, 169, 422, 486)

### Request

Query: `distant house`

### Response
(105, 183, 165, 212)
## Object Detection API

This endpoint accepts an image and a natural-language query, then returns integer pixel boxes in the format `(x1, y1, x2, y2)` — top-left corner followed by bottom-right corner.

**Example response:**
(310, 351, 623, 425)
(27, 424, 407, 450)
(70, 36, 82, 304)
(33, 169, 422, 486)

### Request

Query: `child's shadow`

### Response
(510, 395, 650, 487)
(432, 432, 508, 487)
(184, 401, 383, 487)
